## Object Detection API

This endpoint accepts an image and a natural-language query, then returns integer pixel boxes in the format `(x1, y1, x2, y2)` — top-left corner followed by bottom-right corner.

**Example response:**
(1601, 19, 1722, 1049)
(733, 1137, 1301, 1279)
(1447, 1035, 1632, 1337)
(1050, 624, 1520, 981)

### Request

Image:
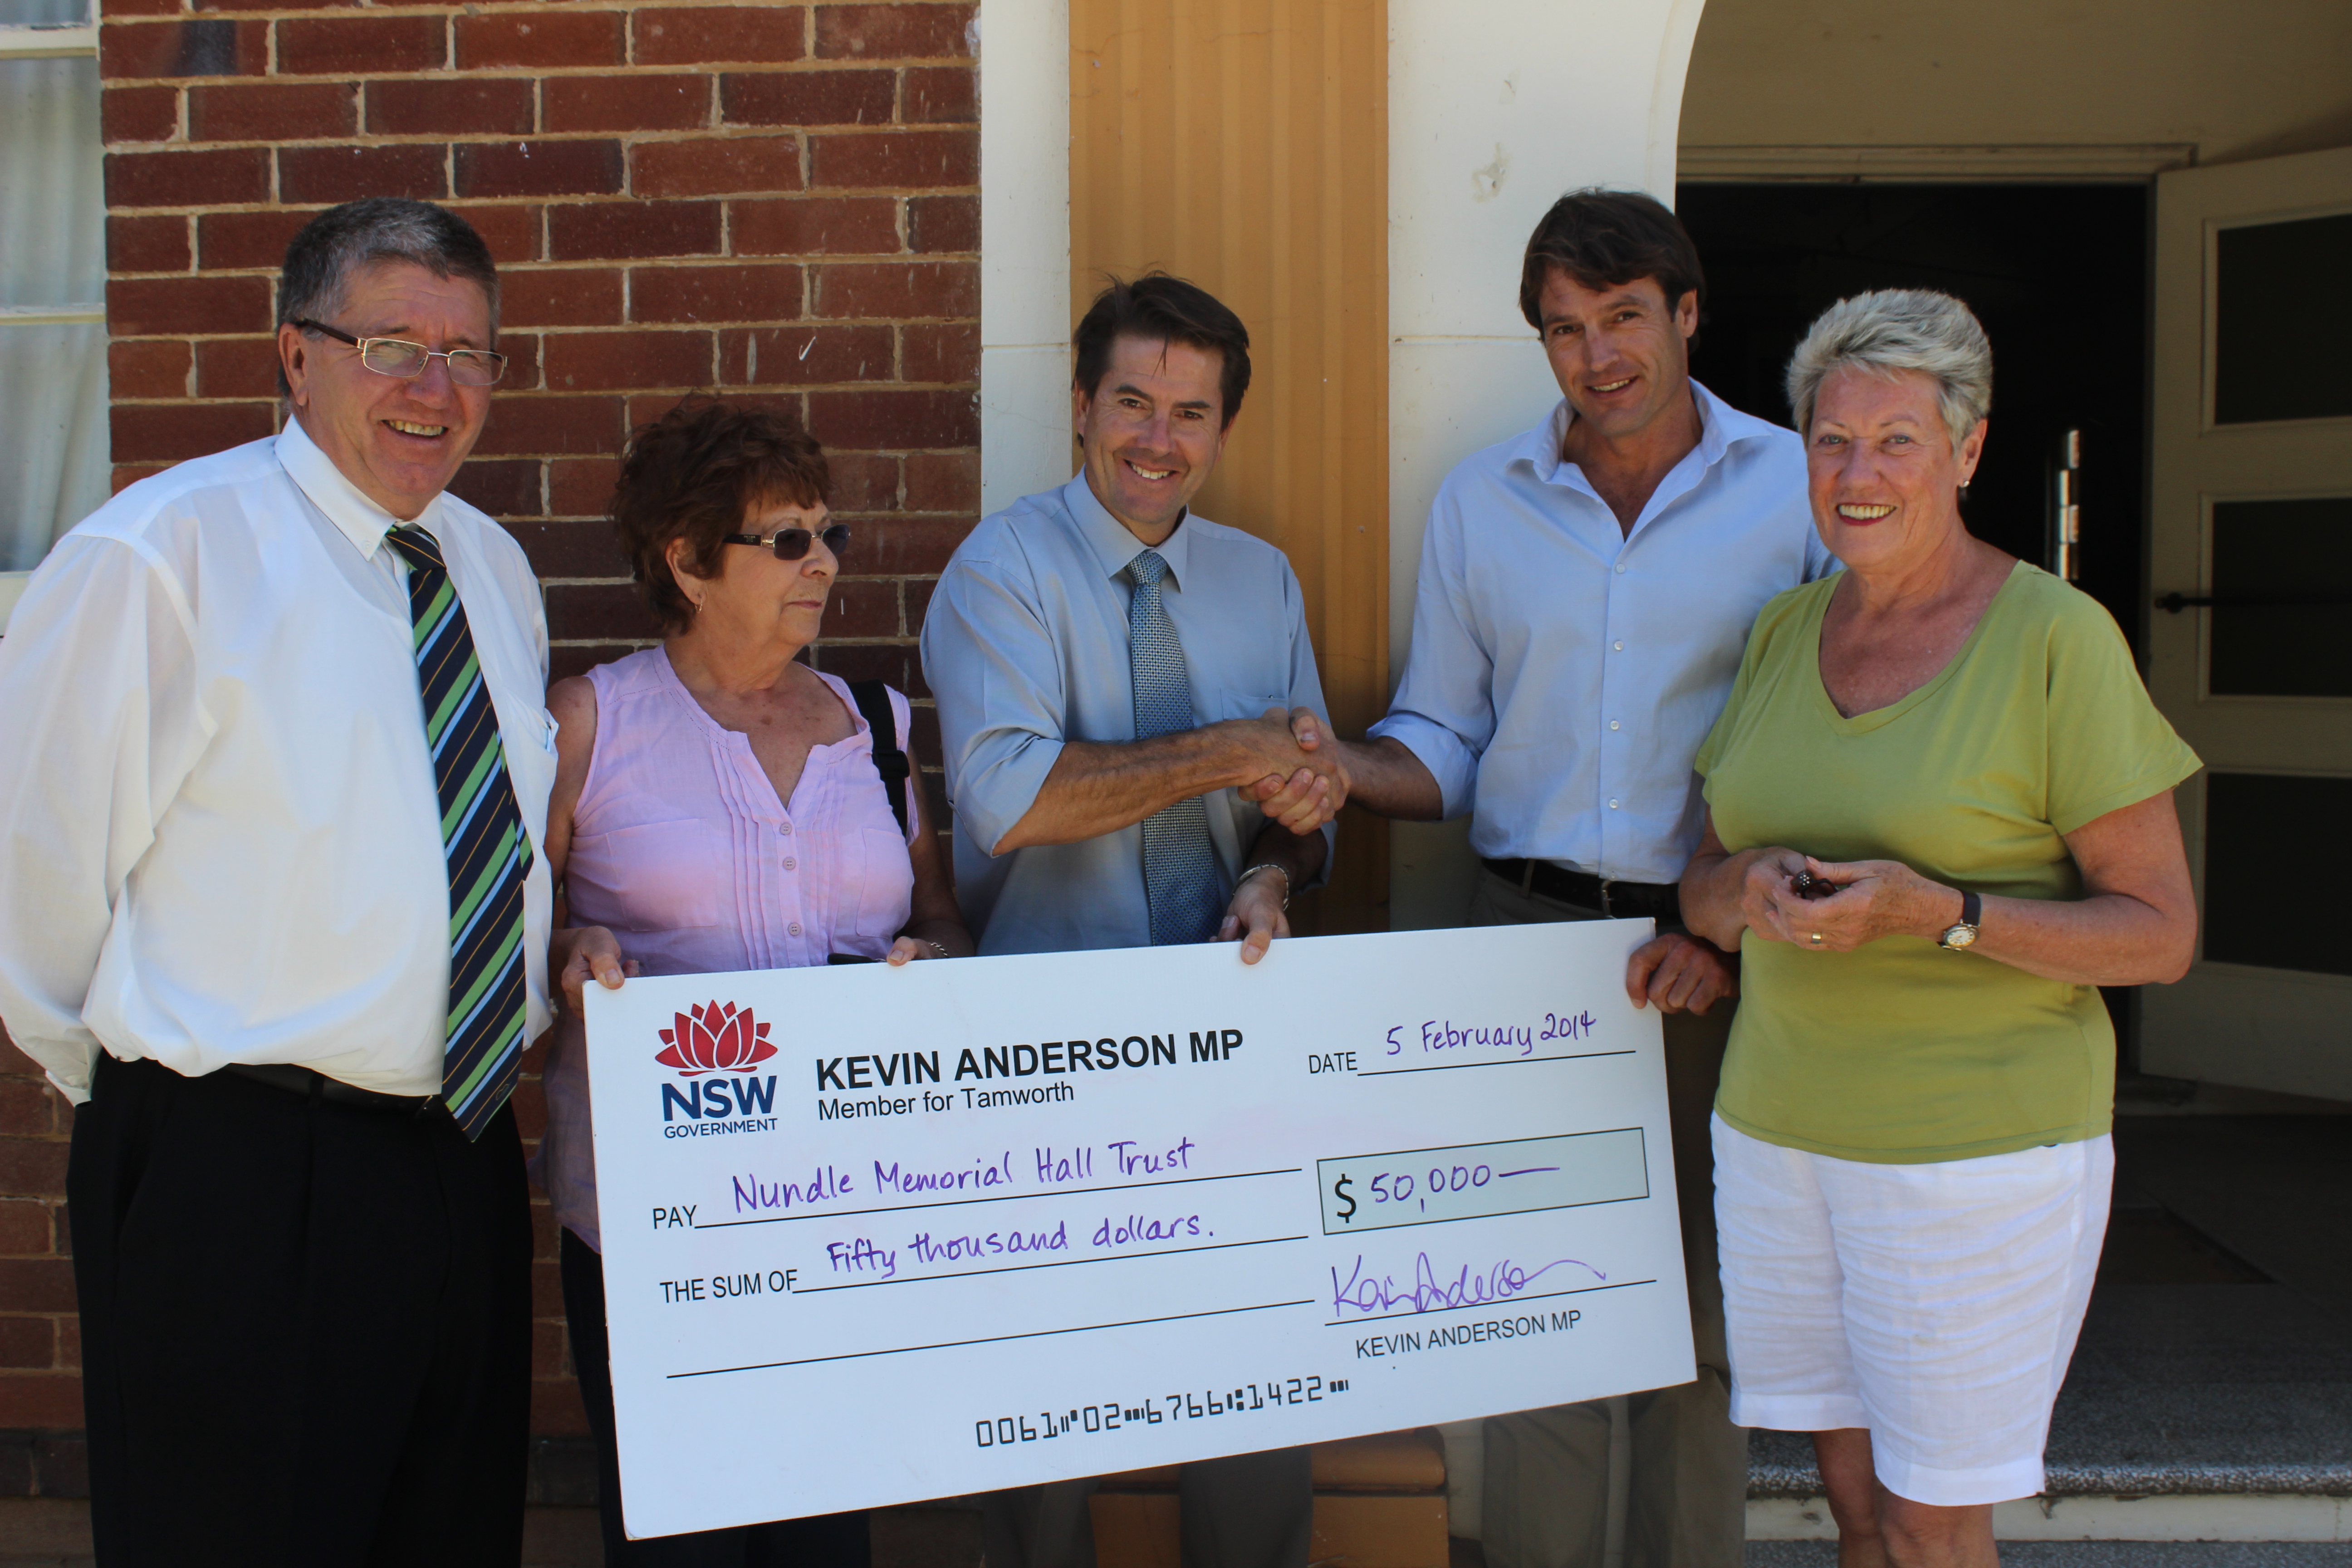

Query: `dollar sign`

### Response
(1333, 1174, 1357, 1224)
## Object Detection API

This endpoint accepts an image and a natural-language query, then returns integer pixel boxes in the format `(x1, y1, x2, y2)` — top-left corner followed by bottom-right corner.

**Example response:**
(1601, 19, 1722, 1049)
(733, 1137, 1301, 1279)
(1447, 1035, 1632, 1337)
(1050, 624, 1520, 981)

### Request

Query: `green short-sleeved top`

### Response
(1694, 561, 2200, 1164)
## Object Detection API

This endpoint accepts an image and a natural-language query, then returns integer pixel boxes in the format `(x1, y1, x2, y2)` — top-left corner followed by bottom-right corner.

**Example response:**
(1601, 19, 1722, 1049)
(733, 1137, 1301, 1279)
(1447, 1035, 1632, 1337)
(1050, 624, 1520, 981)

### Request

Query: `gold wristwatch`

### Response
(1938, 889, 1982, 951)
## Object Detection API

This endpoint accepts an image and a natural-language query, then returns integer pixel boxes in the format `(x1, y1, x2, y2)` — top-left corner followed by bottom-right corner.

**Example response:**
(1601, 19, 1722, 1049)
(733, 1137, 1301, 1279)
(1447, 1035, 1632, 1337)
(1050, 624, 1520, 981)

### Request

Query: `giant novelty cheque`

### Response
(585, 921, 1695, 1539)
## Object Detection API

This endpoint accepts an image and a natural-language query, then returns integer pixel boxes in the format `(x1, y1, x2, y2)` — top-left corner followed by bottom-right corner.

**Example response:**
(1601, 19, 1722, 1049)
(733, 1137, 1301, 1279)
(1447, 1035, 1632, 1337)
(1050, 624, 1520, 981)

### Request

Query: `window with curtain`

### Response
(1, 0, 108, 578)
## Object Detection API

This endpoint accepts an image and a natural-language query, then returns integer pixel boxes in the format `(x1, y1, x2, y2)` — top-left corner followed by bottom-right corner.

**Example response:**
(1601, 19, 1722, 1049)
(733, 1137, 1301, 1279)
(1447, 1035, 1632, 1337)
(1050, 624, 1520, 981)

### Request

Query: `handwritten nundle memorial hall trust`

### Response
(0, 0, 2347, 1559)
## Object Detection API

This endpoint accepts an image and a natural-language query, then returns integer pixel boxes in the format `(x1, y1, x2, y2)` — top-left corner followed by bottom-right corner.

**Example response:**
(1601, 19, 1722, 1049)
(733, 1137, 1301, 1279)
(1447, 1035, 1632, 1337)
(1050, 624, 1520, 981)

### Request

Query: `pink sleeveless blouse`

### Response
(536, 647, 919, 1250)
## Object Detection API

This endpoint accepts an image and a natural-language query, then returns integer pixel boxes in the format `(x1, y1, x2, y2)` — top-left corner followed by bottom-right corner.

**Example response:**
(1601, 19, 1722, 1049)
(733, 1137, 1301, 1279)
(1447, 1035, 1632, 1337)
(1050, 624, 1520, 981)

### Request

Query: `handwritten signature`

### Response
(1330, 1252, 1604, 1316)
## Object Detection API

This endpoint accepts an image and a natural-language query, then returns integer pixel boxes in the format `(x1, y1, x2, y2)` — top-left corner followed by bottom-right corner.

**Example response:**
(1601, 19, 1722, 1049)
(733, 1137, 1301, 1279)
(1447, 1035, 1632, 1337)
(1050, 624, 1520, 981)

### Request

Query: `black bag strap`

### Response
(848, 678, 911, 838)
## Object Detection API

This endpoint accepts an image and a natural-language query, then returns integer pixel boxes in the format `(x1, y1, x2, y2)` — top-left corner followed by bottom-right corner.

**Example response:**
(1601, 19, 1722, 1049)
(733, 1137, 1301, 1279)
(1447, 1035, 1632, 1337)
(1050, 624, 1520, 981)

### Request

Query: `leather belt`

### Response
(1480, 857, 1681, 922)
(221, 1061, 442, 1116)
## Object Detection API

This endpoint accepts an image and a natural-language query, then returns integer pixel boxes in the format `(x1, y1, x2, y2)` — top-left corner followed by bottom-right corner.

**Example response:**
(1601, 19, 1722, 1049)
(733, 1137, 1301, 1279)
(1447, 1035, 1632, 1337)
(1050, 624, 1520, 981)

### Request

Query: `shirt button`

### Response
(788, 921, 803, 937)
(1614, 563, 1626, 573)
(783, 857, 797, 871)
(1609, 720, 1621, 731)
(1613, 640, 1624, 652)
(1608, 799, 1620, 809)
(779, 823, 792, 836)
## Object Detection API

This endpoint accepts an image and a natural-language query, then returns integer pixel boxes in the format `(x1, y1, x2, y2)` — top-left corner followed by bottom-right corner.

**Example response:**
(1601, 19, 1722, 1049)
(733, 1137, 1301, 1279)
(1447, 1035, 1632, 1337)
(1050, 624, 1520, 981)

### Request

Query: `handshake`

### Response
(1230, 708, 1350, 835)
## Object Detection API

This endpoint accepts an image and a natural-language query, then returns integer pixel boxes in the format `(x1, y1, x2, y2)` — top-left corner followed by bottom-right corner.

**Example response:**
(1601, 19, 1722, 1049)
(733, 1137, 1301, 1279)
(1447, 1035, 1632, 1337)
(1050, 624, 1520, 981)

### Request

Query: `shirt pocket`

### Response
(1222, 686, 1292, 725)
(566, 819, 729, 931)
(848, 827, 917, 948)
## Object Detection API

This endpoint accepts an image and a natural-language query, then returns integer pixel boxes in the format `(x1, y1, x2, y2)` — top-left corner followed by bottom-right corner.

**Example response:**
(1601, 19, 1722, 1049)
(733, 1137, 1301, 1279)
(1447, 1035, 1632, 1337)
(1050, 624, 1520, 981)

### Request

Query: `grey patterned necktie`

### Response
(1127, 549, 1224, 945)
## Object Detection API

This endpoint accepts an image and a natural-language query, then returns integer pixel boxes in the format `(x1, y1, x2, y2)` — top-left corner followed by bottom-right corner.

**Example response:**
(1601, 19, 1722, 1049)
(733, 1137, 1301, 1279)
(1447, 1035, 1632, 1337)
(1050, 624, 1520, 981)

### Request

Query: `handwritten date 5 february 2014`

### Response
(1384, 1011, 1599, 1058)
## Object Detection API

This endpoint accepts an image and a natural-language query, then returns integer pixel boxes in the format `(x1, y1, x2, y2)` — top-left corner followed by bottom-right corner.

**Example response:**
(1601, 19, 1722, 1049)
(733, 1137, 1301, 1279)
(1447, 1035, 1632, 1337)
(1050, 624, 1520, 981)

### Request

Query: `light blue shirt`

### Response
(921, 475, 1336, 956)
(1369, 382, 1834, 885)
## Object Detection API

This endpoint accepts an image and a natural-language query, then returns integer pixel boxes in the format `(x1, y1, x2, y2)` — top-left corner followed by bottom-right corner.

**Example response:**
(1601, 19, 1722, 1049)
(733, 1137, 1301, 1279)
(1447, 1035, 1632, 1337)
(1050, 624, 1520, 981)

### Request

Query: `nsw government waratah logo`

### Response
(658, 1001, 782, 1136)
(657, 1000, 777, 1077)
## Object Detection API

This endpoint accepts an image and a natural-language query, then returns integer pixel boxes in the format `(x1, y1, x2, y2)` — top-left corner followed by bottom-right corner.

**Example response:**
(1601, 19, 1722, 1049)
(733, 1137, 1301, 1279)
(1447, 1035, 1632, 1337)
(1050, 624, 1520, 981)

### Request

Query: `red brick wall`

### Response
(0, 0, 977, 1463)
(0, 1028, 78, 1453)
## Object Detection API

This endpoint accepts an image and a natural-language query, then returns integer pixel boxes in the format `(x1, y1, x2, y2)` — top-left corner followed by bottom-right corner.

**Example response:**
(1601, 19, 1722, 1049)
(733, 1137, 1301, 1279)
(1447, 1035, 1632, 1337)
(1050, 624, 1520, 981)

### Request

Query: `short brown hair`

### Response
(1073, 272, 1252, 429)
(1518, 188, 1705, 331)
(611, 398, 831, 633)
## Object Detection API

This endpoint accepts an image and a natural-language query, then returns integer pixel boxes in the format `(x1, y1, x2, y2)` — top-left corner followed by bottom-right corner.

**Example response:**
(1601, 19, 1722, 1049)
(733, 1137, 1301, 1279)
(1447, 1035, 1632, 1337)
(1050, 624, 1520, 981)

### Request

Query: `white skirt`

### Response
(1712, 1114, 2112, 1507)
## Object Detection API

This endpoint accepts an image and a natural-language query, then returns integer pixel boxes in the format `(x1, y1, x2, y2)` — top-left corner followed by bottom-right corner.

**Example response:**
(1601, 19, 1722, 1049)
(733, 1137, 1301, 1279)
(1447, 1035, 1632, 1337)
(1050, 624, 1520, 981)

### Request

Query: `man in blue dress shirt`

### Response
(1298, 190, 1836, 1568)
(921, 273, 1338, 1568)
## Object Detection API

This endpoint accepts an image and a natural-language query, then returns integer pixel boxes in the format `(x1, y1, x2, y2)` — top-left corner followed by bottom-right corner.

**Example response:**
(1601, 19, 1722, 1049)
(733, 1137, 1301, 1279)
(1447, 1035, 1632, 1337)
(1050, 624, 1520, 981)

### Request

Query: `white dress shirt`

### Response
(920, 474, 1335, 956)
(0, 417, 556, 1100)
(1369, 382, 1835, 885)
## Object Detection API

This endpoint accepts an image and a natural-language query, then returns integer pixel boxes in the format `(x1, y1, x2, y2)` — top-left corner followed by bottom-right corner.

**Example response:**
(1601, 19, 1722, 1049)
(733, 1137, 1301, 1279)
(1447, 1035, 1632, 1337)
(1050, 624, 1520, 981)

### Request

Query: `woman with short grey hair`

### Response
(1784, 288, 1993, 456)
(1668, 288, 2200, 1567)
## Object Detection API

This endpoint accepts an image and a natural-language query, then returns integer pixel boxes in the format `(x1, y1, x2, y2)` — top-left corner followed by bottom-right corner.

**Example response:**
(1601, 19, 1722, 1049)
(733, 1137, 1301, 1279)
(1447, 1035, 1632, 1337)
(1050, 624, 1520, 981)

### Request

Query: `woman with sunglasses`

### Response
(535, 398, 973, 1565)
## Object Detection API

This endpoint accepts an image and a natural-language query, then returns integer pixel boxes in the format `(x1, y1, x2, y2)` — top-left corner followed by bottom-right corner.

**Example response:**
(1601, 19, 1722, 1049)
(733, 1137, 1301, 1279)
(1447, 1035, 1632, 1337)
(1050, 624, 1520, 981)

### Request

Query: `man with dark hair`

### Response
(924, 271, 1338, 960)
(0, 196, 549, 1562)
(1293, 188, 1834, 1567)
(921, 272, 1335, 1566)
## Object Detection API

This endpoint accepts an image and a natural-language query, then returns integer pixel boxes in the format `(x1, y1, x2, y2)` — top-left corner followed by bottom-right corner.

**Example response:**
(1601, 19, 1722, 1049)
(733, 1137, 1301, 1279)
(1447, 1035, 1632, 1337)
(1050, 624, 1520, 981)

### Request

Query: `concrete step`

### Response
(1749, 1546, 2352, 1566)
(1749, 1492, 2352, 1548)
(1748, 1289, 2352, 1505)
(1738, 1261, 2352, 1549)
(1736, 1117, 2352, 1558)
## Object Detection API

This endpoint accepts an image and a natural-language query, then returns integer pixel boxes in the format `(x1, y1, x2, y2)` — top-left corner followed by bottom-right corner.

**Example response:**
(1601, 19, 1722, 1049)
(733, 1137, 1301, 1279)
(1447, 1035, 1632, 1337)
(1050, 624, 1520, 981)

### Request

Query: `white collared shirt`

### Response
(0, 418, 556, 1100)
(920, 474, 1335, 955)
(1369, 382, 1835, 884)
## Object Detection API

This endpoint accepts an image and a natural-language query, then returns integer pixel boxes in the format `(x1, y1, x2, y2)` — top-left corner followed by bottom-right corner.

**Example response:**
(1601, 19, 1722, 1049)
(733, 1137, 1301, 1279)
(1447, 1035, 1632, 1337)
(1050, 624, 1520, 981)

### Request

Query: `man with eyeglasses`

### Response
(0, 197, 551, 1563)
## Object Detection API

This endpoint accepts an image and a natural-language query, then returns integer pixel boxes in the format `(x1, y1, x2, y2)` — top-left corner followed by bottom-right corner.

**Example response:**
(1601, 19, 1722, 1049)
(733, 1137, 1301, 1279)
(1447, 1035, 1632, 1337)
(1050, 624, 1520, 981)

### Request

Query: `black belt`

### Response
(1481, 858, 1681, 922)
(220, 1061, 443, 1117)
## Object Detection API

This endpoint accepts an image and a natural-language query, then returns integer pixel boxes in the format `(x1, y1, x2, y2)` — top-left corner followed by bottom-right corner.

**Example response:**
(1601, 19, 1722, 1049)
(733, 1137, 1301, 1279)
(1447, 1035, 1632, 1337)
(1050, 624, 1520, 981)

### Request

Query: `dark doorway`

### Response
(1676, 183, 2150, 654)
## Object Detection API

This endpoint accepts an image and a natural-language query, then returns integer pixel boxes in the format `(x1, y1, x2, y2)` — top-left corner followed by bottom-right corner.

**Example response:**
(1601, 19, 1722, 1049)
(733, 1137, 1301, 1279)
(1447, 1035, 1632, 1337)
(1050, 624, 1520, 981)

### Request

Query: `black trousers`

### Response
(69, 1052, 532, 1567)
(560, 1227, 871, 1566)
(1469, 874, 1748, 1568)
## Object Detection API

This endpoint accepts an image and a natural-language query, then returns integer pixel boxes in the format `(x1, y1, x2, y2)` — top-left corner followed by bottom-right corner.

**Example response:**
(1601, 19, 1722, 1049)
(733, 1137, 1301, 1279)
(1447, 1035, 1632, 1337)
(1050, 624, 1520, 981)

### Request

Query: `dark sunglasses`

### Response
(722, 523, 850, 561)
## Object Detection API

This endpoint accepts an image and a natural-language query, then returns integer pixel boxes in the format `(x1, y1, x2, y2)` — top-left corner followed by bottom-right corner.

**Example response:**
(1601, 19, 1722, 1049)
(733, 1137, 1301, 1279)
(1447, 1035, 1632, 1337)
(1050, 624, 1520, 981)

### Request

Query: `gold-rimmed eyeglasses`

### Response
(293, 318, 510, 386)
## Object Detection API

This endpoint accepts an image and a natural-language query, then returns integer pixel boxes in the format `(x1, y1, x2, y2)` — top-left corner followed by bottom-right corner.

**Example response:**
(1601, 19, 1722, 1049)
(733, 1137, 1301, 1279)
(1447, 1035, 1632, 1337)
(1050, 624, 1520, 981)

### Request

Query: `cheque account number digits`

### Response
(971, 1377, 1350, 1450)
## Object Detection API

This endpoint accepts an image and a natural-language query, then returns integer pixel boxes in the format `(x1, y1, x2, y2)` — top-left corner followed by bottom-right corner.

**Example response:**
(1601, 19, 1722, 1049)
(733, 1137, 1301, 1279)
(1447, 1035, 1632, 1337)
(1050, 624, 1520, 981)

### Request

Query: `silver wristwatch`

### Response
(1938, 889, 1983, 951)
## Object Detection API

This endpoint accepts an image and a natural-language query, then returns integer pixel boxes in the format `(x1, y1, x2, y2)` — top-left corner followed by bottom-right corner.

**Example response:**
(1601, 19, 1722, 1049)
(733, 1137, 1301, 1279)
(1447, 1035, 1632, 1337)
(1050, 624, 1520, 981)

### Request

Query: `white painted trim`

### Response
(0, 23, 97, 57)
(976, 0, 1072, 518)
(1387, 0, 1706, 672)
(0, 304, 106, 327)
(1678, 143, 2199, 181)
(0, 572, 31, 635)
(1645, 0, 1710, 199)
(1750, 1493, 2352, 1544)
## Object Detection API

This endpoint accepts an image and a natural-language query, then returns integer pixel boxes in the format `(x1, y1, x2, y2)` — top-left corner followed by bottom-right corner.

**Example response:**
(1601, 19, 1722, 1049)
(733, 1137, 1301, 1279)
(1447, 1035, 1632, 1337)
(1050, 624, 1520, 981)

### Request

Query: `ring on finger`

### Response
(1808, 932, 1824, 946)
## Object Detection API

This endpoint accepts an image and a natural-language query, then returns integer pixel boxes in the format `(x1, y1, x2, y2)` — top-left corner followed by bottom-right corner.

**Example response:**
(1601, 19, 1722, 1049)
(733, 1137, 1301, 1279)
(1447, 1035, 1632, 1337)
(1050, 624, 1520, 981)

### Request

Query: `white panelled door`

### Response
(2140, 145, 2352, 1098)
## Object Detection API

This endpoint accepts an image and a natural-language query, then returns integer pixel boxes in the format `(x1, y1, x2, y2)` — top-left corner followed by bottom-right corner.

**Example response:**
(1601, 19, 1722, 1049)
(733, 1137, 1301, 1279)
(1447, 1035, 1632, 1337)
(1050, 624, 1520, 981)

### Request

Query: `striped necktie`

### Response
(385, 524, 534, 1139)
(1127, 549, 1224, 946)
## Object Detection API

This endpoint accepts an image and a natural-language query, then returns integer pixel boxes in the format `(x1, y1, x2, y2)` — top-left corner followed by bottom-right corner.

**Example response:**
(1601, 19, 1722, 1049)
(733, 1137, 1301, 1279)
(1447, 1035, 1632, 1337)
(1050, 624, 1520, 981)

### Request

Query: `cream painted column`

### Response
(1385, 0, 1707, 928)
(977, 0, 1073, 514)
